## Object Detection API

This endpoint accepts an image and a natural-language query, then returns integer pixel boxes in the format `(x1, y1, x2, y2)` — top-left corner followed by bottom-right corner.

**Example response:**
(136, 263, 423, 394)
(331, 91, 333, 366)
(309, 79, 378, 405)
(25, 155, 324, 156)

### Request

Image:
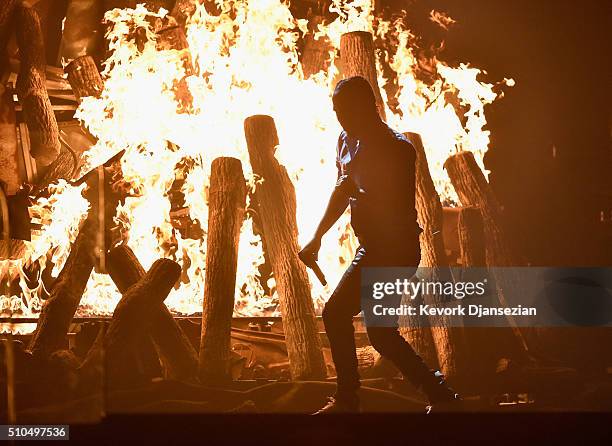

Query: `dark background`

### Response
(392, 0, 611, 266)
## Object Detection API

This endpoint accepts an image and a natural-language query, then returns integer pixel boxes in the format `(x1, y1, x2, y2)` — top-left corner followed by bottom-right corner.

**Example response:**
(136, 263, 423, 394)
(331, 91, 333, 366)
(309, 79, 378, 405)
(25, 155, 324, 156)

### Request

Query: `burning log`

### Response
(33, 145, 79, 196)
(403, 133, 468, 377)
(104, 257, 182, 386)
(28, 220, 95, 359)
(35, 56, 105, 191)
(156, 20, 193, 111)
(444, 151, 531, 362)
(339, 31, 386, 120)
(407, 133, 446, 267)
(0, 85, 20, 196)
(65, 55, 104, 103)
(14, 2, 60, 166)
(32, 56, 102, 195)
(171, 0, 200, 28)
(244, 115, 326, 380)
(106, 245, 198, 381)
(199, 157, 247, 383)
(300, 15, 332, 79)
(398, 132, 439, 370)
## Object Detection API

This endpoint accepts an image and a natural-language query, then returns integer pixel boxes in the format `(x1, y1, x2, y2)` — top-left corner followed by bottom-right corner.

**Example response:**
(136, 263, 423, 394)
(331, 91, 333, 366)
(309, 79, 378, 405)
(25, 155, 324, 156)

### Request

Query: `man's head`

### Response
(332, 76, 380, 137)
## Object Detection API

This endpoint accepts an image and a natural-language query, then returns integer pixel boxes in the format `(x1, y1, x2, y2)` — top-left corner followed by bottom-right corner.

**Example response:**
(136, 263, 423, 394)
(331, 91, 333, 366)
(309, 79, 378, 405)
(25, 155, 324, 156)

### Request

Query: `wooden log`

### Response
(444, 151, 513, 267)
(34, 145, 79, 195)
(156, 22, 193, 111)
(28, 220, 95, 359)
(455, 205, 493, 380)
(458, 206, 486, 268)
(14, 2, 60, 166)
(402, 133, 469, 377)
(398, 132, 439, 370)
(444, 151, 531, 361)
(107, 245, 198, 381)
(0, 85, 20, 196)
(406, 132, 447, 267)
(199, 157, 247, 382)
(31, 56, 105, 193)
(104, 257, 181, 386)
(244, 115, 326, 380)
(339, 31, 386, 120)
(300, 15, 332, 79)
(171, 0, 200, 28)
(65, 55, 103, 103)
(0, 0, 18, 77)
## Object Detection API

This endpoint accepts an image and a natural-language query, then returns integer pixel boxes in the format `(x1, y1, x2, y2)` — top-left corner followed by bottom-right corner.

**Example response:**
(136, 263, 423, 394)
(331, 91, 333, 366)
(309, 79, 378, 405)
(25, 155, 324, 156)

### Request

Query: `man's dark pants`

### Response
(323, 241, 435, 399)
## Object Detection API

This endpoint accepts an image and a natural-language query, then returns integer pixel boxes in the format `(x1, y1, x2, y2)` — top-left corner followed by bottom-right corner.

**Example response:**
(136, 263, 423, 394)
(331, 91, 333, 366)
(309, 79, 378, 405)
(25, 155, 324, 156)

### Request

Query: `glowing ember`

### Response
(0, 0, 512, 327)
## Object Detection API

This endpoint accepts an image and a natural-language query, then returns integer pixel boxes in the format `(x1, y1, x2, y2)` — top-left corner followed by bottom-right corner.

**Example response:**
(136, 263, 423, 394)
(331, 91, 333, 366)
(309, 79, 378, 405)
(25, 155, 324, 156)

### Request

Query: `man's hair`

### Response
(333, 76, 377, 109)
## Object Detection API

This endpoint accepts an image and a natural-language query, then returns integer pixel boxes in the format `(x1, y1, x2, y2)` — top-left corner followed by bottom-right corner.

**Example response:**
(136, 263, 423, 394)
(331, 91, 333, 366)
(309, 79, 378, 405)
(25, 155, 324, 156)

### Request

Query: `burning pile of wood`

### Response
(0, 0, 543, 420)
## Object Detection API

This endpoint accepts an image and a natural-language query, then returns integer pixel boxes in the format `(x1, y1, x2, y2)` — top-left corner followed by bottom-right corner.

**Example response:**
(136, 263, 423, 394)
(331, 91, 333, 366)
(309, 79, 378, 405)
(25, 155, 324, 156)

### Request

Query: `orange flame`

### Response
(1, 0, 513, 331)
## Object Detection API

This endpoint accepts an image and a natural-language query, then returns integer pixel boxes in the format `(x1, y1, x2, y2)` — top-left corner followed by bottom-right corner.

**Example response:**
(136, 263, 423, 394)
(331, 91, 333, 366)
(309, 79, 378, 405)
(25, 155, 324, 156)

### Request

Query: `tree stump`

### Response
(156, 21, 193, 111)
(199, 157, 247, 382)
(444, 151, 531, 362)
(397, 132, 439, 369)
(244, 114, 326, 380)
(300, 15, 332, 79)
(107, 245, 198, 381)
(14, 2, 60, 166)
(28, 220, 95, 359)
(444, 151, 514, 267)
(339, 31, 386, 120)
(33, 56, 103, 195)
(404, 133, 468, 377)
(458, 206, 486, 268)
(104, 258, 181, 387)
(171, 0, 200, 28)
(65, 55, 104, 103)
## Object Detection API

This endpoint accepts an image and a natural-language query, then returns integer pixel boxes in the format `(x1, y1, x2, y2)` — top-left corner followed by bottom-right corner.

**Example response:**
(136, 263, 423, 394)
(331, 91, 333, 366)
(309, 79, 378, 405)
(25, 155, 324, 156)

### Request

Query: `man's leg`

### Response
(366, 325, 457, 403)
(321, 247, 365, 403)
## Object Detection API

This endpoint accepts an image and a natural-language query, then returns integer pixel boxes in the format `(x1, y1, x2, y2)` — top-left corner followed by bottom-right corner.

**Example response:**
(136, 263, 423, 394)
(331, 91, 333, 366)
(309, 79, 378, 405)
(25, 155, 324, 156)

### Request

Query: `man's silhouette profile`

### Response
(300, 76, 459, 413)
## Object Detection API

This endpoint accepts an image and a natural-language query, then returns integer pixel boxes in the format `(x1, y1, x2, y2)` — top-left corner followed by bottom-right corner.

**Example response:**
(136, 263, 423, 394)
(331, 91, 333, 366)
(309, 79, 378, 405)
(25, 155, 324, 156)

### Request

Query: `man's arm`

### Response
(299, 178, 351, 260)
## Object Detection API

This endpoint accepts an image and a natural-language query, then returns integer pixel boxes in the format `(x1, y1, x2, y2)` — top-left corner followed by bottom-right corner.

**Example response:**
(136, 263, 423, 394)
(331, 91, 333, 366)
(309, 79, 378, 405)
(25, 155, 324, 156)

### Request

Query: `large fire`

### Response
(1, 0, 512, 328)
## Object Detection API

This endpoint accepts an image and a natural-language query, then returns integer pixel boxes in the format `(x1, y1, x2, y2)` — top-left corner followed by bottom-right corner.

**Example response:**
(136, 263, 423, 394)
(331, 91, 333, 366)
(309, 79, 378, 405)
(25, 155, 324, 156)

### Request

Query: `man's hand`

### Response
(299, 237, 321, 262)
(299, 237, 327, 286)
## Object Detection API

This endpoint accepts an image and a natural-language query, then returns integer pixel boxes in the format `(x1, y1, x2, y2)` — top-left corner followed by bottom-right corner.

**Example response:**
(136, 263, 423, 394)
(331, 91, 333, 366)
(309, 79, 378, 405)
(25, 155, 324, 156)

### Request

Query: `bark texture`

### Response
(104, 258, 182, 386)
(339, 31, 386, 120)
(244, 114, 326, 380)
(444, 151, 531, 362)
(458, 206, 486, 268)
(28, 220, 95, 359)
(65, 55, 103, 103)
(199, 157, 247, 382)
(300, 15, 332, 79)
(107, 245, 198, 381)
(15, 3, 60, 166)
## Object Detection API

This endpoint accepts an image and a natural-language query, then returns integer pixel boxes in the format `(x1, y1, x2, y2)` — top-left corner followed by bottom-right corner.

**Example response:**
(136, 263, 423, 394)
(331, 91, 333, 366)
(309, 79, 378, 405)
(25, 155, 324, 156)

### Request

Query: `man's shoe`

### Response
(421, 371, 462, 413)
(312, 396, 360, 414)
(425, 393, 463, 414)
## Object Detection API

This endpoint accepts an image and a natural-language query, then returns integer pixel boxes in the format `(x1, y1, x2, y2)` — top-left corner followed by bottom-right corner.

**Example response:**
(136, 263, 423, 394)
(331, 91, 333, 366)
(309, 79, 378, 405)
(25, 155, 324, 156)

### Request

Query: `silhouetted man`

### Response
(300, 76, 459, 413)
